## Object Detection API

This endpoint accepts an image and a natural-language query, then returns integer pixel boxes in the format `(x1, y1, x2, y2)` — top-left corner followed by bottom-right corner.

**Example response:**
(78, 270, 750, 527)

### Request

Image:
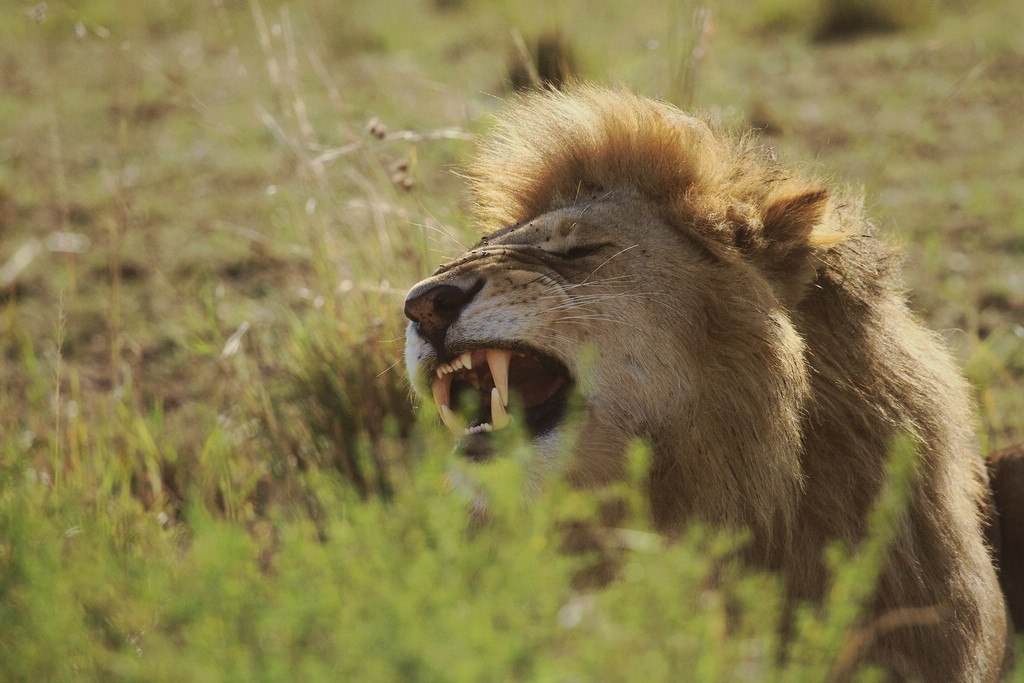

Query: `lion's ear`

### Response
(753, 188, 838, 305)
(761, 188, 831, 249)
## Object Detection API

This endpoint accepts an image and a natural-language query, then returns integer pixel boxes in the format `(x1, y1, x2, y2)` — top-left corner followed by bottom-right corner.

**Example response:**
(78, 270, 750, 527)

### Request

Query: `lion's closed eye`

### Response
(543, 243, 608, 260)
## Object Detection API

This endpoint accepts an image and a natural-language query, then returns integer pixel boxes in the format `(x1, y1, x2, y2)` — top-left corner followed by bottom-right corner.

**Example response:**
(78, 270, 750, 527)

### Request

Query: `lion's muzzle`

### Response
(404, 271, 575, 447)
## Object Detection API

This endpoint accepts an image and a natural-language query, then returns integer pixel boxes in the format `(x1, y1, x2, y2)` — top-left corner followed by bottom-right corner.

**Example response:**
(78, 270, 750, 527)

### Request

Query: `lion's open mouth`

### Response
(430, 348, 572, 441)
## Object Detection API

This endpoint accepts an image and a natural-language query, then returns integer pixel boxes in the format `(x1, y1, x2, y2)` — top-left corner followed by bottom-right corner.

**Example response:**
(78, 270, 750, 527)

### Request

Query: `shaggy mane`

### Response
(469, 84, 849, 251)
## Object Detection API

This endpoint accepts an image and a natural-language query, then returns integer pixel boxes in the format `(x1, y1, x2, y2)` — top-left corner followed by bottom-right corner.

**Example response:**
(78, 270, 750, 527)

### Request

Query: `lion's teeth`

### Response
(490, 387, 509, 429)
(486, 349, 511, 407)
(432, 374, 452, 409)
(433, 349, 512, 437)
(440, 404, 467, 435)
(436, 352, 474, 378)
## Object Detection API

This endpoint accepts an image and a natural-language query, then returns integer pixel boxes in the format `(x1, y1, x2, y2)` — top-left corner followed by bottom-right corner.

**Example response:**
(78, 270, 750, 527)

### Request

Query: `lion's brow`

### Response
(476, 220, 529, 247)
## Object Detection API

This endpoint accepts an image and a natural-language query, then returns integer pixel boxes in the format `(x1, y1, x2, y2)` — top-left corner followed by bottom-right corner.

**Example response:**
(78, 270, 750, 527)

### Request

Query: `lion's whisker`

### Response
(582, 244, 640, 282)
(544, 291, 656, 308)
(562, 274, 639, 287)
(411, 219, 469, 251)
(555, 314, 628, 325)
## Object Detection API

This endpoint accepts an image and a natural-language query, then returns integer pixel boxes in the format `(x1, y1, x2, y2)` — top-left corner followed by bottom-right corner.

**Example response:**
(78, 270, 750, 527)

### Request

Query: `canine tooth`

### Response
(460, 351, 473, 370)
(486, 349, 511, 407)
(490, 387, 509, 429)
(432, 374, 452, 409)
(440, 404, 467, 436)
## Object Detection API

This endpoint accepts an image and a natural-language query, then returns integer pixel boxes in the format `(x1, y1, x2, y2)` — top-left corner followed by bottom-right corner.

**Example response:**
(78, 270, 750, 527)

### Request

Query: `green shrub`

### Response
(0, 427, 922, 680)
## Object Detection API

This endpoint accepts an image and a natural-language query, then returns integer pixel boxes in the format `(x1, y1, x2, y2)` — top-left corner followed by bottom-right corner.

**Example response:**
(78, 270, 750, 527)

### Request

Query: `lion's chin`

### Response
(429, 346, 573, 456)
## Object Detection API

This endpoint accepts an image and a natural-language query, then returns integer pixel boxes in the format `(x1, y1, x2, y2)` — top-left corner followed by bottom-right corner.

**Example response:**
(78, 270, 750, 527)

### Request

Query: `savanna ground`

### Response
(1, 0, 1022, 679)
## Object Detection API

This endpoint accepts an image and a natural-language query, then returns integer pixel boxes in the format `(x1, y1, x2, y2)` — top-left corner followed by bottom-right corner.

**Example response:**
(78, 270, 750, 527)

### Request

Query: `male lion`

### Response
(403, 85, 1009, 680)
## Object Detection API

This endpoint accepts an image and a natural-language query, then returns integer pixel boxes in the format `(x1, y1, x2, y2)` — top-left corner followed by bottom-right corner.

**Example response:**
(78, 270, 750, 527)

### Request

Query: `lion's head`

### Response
(404, 86, 851, 537)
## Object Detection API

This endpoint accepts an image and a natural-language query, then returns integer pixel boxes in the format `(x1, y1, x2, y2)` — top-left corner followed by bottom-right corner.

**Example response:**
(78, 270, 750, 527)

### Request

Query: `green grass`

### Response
(1, 0, 1022, 679)
(2, 432, 921, 681)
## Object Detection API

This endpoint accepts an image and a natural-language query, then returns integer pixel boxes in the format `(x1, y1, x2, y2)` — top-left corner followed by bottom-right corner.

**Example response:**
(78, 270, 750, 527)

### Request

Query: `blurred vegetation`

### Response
(0, 0, 1021, 679)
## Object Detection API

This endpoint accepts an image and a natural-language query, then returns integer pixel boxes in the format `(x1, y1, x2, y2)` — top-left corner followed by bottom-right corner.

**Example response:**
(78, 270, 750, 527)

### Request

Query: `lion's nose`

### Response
(404, 281, 481, 342)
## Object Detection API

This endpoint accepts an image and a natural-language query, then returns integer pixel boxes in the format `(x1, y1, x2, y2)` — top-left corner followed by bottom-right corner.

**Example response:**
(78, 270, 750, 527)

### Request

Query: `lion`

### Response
(403, 85, 1009, 680)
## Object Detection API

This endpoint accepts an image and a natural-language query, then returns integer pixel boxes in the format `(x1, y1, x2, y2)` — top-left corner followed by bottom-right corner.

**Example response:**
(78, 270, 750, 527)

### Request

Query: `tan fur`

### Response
(405, 85, 1008, 679)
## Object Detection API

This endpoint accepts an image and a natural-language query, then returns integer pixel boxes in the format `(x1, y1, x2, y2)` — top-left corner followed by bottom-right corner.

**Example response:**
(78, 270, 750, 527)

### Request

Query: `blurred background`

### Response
(1, 0, 1021, 678)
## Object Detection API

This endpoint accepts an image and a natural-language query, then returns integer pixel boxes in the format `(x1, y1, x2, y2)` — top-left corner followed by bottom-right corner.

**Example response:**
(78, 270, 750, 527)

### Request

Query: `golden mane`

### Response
(469, 84, 848, 253)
